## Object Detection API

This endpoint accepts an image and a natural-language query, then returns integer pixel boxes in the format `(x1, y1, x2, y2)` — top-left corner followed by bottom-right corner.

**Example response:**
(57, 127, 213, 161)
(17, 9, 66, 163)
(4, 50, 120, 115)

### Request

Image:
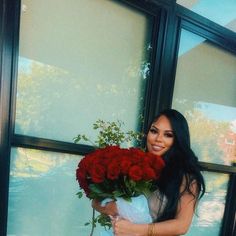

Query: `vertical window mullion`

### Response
(220, 169, 236, 235)
(0, 0, 19, 235)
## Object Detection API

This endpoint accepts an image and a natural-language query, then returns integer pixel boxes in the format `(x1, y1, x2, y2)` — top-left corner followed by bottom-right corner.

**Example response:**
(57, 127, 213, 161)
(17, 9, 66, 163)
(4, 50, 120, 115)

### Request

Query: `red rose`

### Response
(107, 161, 120, 180)
(76, 168, 90, 195)
(152, 156, 165, 172)
(142, 166, 157, 180)
(90, 164, 106, 183)
(128, 165, 143, 181)
(120, 158, 132, 175)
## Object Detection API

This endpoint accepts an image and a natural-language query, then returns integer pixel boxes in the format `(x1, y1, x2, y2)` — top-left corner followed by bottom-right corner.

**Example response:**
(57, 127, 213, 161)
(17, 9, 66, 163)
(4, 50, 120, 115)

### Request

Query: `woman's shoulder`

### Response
(180, 174, 199, 196)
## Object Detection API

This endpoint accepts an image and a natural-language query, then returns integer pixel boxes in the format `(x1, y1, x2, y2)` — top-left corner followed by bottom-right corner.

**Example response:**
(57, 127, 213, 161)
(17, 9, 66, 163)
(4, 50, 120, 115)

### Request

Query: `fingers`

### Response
(111, 216, 121, 235)
(111, 215, 118, 230)
(106, 201, 118, 215)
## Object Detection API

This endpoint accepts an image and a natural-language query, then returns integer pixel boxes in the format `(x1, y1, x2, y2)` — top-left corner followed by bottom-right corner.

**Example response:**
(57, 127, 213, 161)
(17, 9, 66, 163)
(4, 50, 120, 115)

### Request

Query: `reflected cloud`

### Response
(10, 148, 81, 178)
(198, 199, 225, 226)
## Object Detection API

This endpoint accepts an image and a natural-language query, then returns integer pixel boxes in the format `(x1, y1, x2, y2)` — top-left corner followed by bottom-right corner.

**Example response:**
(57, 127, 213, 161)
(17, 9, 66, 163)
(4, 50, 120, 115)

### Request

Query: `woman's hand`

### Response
(91, 199, 118, 217)
(112, 218, 135, 236)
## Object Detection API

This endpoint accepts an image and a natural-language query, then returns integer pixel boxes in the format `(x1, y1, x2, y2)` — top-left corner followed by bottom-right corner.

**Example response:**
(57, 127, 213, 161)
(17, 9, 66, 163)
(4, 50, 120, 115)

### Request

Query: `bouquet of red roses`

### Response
(76, 145, 165, 233)
(76, 145, 165, 201)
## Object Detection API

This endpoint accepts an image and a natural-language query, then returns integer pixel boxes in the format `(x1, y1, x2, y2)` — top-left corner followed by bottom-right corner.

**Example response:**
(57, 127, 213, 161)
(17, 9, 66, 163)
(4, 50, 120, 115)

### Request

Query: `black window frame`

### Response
(0, 0, 235, 235)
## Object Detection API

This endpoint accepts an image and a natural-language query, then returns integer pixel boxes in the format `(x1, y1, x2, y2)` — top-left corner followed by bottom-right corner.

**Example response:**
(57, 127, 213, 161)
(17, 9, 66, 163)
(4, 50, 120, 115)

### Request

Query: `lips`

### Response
(151, 145, 164, 151)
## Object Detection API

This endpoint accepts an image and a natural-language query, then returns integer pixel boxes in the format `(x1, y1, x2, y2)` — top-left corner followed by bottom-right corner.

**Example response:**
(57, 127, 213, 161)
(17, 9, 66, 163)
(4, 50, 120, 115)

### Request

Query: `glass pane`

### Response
(187, 172, 229, 236)
(172, 29, 236, 165)
(177, 0, 236, 33)
(16, 0, 153, 142)
(7, 148, 104, 236)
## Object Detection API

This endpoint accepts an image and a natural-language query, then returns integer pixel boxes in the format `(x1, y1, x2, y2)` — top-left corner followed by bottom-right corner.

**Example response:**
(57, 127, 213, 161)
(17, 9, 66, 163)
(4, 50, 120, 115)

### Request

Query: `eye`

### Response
(149, 128, 158, 134)
(164, 132, 174, 138)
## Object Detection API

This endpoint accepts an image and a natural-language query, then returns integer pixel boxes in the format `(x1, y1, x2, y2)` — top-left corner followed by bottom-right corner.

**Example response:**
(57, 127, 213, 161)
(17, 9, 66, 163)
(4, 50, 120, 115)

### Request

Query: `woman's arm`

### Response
(113, 180, 198, 236)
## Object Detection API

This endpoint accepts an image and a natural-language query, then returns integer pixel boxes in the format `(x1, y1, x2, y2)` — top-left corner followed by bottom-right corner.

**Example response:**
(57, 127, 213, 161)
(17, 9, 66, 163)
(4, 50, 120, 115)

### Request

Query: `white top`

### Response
(148, 188, 168, 221)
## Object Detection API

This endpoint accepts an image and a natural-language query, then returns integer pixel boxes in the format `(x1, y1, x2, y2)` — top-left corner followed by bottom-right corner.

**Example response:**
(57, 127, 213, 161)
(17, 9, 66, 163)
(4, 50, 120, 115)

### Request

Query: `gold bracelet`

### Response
(147, 223, 155, 236)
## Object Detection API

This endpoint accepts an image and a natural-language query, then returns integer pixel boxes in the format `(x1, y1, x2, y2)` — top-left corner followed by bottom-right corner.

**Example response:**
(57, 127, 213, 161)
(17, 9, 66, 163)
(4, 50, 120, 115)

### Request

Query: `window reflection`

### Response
(173, 30, 236, 165)
(8, 148, 103, 236)
(173, 101, 236, 165)
(187, 172, 228, 236)
(177, 0, 236, 32)
(16, 0, 153, 142)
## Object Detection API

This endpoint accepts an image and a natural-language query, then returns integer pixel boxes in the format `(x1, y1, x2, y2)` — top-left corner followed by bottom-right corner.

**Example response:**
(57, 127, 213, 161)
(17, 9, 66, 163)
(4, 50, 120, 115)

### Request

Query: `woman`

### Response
(92, 109, 205, 235)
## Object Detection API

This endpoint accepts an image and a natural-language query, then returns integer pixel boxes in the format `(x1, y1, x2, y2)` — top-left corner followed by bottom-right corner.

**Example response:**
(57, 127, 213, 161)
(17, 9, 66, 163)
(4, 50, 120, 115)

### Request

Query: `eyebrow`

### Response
(151, 125, 173, 132)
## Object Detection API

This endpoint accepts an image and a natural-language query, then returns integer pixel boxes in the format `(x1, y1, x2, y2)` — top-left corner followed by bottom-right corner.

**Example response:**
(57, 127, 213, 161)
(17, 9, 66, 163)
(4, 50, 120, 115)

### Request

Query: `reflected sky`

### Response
(198, 101, 236, 123)
(191, 0, 236, 26)
(178, 0, 236, 56)
(178, 0, 236, 27)
(178, 30, 205, 56)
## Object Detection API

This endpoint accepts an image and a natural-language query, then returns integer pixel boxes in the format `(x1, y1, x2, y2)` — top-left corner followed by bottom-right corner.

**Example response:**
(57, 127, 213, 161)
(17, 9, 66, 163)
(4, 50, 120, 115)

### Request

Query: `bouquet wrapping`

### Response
(76, 145, 165, 235)
(116, 195, 152, 223)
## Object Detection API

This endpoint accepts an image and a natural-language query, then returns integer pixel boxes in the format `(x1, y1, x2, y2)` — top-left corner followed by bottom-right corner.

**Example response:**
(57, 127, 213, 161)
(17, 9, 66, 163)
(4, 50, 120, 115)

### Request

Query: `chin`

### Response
(151, 150, 162, 156)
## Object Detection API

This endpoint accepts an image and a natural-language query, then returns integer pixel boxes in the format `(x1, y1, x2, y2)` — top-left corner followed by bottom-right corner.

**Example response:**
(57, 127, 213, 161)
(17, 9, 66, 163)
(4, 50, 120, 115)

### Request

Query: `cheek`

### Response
(166, 139, 174, 148)
(146, 134, 152, 150)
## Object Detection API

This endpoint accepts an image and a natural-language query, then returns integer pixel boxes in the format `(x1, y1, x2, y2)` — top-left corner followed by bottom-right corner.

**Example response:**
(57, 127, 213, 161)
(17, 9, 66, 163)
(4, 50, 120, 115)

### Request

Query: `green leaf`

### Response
(82, 134, 89, 141)
(73, 135, 82, 143)
(74, 119, 144, 148)
(89, 184, 104, 194)
(112, 189, 125, 198)
(97, 214, 112, 229)
(76, 191, 83, 198)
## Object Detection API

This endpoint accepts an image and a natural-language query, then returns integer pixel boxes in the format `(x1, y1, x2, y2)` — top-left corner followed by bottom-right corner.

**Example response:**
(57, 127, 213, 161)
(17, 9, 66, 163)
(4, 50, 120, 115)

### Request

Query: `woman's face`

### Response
(147, 115, 174, 156)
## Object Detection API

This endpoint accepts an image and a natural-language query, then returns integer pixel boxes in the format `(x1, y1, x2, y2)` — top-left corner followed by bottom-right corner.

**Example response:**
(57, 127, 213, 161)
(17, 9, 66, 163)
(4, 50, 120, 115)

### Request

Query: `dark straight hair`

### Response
(148, 109, 205, 221)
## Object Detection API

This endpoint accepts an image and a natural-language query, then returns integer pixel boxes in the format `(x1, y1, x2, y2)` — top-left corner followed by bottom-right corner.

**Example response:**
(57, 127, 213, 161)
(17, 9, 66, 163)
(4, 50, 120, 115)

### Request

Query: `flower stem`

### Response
(89, 208, 96, 236)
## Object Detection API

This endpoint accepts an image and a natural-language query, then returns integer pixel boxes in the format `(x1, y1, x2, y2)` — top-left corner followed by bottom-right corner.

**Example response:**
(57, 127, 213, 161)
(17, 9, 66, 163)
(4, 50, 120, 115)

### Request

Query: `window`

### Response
(172, 13, 236, 234)
(16, 0, 153, 143)
(0, 0, 235, 235)
(6, 0, 156, 235)
(172, 29, 236, 166)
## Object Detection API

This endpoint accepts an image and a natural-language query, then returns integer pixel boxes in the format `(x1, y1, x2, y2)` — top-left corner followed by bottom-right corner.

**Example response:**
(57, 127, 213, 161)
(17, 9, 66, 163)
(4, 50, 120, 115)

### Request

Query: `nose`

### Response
(155, 133, 163, 142)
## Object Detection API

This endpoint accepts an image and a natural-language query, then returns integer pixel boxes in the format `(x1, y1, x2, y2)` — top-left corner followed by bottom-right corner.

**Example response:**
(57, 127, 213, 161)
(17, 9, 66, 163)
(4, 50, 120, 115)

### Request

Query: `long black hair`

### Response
(148, 109, 205, 221)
